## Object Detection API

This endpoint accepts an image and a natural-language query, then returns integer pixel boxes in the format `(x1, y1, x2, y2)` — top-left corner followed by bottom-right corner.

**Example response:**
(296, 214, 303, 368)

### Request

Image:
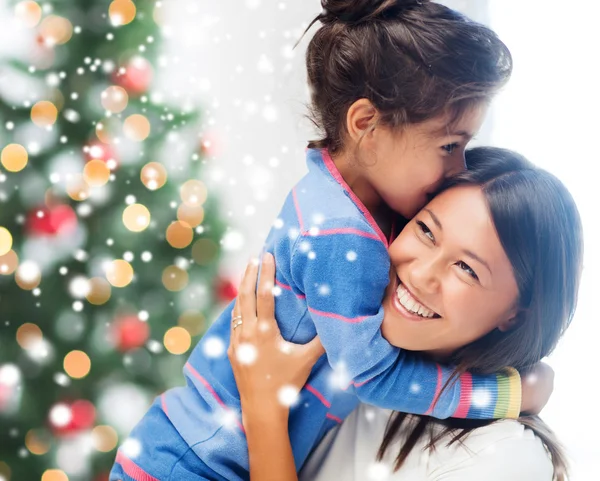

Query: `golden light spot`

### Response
(95, 117, 121, 144)
(161, 265, 188, 292)
(164, 327, 191, 355)
(100, 86, 128, 114)
(25, 429, 51, 455)
(15, 260, 41, 290)
(83, 159, 111, 187)
(42, 469, 69, 481)
(109, 0, 136, 26)
(166, 221, 193, 249)
(63, 350, 91, 379)
(122, 204, 151, 232)
(66, 173, 90, 201)
(180, 180, 207, 207)
(38, 15, 73, 46)
(85, 277, 112, 305)
(0, 249, 19, 275)
(123, 114, 150, 141)
(16, 323, 42, 350)
(92, 425, 119, 452)
(140, 162, 167, 190)
(105, 259, 134, 288)
(31, 101, 58, 127)
(177, 204, 204, 228)
(178, 310, 206, 336)
(0, 227, 13, 256)
(191, 238, 218, 266)
(14, 1, 42, 28)
(0, 461, 10, 480)
(1, 143, 28, 172)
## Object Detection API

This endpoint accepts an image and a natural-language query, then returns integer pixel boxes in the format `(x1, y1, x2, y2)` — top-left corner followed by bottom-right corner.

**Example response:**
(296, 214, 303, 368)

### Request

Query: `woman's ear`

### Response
(498, 313, 521, 333)
(345, 98, 378, 143)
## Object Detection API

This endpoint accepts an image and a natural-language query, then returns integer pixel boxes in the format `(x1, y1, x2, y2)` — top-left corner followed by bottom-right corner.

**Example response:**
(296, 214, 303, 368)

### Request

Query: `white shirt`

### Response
(300, 404, 554, 481)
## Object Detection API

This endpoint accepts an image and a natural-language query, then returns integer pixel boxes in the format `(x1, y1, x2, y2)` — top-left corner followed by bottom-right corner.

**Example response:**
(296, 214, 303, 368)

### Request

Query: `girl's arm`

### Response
(228, 254, 325, 481)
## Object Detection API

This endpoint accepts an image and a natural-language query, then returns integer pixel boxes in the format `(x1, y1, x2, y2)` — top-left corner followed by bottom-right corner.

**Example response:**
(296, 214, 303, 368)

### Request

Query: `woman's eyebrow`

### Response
(424, 208, 442, 230)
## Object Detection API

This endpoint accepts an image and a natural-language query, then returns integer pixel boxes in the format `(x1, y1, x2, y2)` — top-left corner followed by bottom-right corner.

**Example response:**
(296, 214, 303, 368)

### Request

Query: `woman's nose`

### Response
(410, 258, 440, 294)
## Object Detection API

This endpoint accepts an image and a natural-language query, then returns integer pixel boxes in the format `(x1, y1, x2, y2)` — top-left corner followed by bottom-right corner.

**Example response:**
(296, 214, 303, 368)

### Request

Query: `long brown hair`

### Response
(377, 148, 583, 480)
(303, 0, 512, 153)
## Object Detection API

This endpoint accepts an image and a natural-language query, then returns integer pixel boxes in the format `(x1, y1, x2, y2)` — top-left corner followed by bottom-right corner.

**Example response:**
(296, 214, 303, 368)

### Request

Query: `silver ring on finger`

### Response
(232, 319, 243, 330)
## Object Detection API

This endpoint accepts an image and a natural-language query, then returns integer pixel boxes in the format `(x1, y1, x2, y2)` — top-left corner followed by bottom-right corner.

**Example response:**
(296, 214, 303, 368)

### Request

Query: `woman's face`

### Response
(381, 185, 520, 358)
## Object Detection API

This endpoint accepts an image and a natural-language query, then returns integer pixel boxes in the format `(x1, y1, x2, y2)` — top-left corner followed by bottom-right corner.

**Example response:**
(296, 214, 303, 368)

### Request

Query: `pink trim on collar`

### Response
(320, 149, 388, 247)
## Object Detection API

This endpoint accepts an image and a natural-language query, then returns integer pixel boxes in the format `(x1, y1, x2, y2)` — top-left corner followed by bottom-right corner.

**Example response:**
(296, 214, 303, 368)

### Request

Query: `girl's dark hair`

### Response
(377, 147, 584, 480)
(304, 0, 513, 153)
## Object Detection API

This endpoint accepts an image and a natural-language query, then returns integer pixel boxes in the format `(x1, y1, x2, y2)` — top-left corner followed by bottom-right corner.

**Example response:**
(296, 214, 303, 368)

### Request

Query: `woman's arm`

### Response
(228, 253, 325, 481)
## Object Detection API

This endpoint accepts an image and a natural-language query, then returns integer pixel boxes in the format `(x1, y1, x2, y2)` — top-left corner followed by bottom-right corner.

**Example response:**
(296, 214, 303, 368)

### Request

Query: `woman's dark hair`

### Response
(377, 147, 584, 480)
(304, 0, 513, 153)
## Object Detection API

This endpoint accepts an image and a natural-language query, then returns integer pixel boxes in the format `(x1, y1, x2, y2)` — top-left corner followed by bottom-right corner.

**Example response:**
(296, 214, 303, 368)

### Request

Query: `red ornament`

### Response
(26, 204, 77, 237)
(199, 130, 221, 158)
(216, 277, 238, 303)
(113, 315, 150, 352)
(85, 141, 117, 166)
(50, 399, 96, 437)
(113, 56, 153, 95)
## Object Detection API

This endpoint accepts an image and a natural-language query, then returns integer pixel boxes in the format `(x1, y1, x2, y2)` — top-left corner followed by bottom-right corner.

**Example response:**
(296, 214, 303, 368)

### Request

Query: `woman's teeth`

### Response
(396, 283, 436, 318)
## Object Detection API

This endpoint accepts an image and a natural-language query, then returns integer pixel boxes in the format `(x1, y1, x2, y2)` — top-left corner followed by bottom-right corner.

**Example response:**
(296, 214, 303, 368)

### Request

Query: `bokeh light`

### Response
(83, 159, 111, 187)
(31, 100, 58, 127)
(15, 260, 42, 290)
(16, 323, 43, 350)
(123, 114, 150, 141)
(15, 1, 42, 28)
(109, 0, 137, 26)
(0, 249, 19, 275)
(191, 238, 218, 266)
(161, 265, 188, 291)
(166, 221, 193, 249)
(66, 173, 90, 201)
(164, 327, 191, 355)
(1, 143, 28, 172)
(140, 162, 167, 190)
(63, 350, 91, 379)
(92, 425, 118, 452)
(177, 204, 204, 228)
(38, 15, 73, 46)
(105, 260, 134, 288)
(0, 227, 13, 256)
(101, 86, 128, 113)
(25, 429, 51, 455)
(178, 310, 205, 336)
(180, 179, 207, 207)
(122, 203, 151, 232)
(85, 277, 112, 305)
(41, 469, 69, 481)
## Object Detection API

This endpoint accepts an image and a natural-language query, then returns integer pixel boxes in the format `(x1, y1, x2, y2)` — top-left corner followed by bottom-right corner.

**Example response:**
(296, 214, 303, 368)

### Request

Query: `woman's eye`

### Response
(417, 221, 435, 242)
(456, 261, 479, 281)
(442, 143, 459, 154)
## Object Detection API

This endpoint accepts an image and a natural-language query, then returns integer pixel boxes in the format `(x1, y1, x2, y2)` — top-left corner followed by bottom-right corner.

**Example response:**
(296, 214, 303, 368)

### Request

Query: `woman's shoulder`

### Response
(354, 405, 555, 480)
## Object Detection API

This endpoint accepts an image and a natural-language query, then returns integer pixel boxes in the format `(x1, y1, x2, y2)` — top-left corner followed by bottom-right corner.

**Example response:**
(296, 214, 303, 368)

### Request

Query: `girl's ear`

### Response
(346, 98, 378, 142)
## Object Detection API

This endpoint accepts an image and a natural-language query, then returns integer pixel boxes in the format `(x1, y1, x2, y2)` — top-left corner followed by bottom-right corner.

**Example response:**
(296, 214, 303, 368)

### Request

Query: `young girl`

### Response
(110, 1, 549, 480)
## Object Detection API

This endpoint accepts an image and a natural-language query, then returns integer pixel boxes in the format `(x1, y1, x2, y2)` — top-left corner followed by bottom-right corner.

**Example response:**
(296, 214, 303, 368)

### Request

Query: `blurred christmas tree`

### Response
(0, 1, 230, 480)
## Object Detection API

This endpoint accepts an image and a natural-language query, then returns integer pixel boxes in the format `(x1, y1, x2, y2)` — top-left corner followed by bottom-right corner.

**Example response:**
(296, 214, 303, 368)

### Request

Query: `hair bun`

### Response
(321, 0, 427, 24)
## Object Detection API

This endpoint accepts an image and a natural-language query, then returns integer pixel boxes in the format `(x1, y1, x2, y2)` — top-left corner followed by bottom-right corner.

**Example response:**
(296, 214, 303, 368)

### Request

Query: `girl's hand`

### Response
(228, 253, 325, 428)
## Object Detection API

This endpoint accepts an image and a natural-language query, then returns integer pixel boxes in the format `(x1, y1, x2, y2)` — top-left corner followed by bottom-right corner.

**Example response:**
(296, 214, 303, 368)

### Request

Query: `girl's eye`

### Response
(442, 143, 459, 154)
(416, 221, 435, 242)
(456, 261, 479, 281)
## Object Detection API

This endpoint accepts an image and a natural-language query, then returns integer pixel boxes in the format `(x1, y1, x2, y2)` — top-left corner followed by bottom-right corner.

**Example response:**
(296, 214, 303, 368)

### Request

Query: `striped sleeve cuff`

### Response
(495, 367, 522, 419)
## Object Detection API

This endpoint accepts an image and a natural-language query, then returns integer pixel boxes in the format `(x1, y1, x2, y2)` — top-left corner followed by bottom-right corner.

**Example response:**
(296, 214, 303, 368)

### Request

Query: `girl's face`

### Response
(363, 104, 487, 219)
(381, 185, 520, 358)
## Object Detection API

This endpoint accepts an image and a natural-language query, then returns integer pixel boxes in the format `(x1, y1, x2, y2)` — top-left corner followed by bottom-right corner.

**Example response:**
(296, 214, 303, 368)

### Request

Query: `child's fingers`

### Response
(257, 253, 276, 325)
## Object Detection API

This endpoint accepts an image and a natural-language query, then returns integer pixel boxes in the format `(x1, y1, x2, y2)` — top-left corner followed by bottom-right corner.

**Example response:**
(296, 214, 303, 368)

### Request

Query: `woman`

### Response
(229, 147, 583, 481)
